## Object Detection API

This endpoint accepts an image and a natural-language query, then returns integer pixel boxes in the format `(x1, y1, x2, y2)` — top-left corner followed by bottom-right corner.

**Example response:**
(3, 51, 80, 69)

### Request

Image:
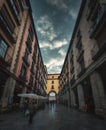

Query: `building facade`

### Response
(58, 0, 106, 118)
(46, 74, 60, 100)
(0, 0, 47, 112)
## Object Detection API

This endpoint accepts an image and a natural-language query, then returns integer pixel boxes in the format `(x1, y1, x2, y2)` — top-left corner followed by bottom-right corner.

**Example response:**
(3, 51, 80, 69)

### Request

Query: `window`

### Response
(20, 64, 27, 77)
(33, 51, 36, 63)
(31, 62, 35, 74)
(29, 24, 34, 41)
(23, 49, 30, 66)
(0, 12, 13, 34)
(78, 41, 83, 51)
(0, 39, 8, 58)
(52, 76, 54, 78)
(10, 0, 19, 16)
(76, 30, 82, 48)
(24, 49, 29, 59)
(51, 85, 54, 89)
(26, 34, 32, 52)
(29, 74, 33, 86)
(80, 58, 85, 71)
(20, 0, 29, 9)
(77, 30, 80, 37)
(52, 80, 54, 84)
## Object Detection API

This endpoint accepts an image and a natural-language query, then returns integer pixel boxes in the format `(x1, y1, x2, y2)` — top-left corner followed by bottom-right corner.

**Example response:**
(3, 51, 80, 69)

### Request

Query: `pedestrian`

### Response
(28, 101, 36, 124)
(23, 99, 29, 116)
(84, 98, 89, 112)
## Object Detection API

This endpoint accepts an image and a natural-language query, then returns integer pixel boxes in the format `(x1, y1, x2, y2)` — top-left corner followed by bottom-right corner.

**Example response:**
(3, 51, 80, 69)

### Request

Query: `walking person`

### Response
(28, 101, 36, 124)
(23, 99, 29, 116)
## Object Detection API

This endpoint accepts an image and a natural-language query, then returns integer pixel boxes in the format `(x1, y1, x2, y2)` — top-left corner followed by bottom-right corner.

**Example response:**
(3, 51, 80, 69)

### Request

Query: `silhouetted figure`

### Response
(23, 99, 29, 115)
(28, 102, 35, 124)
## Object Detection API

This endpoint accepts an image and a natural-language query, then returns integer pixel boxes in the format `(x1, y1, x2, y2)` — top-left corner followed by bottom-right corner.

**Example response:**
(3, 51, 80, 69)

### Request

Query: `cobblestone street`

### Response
(0, 104, 106, 130)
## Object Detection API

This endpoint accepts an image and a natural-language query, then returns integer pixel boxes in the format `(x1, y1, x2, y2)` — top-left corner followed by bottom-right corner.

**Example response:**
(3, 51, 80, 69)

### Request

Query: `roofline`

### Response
(28, 1, 45, 67)
(60, 0, 86, 76)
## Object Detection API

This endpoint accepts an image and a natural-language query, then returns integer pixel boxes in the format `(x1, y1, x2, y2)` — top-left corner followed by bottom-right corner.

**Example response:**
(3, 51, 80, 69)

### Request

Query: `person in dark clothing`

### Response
(23, 99, 29, 115)
(28, 101, 36, 124)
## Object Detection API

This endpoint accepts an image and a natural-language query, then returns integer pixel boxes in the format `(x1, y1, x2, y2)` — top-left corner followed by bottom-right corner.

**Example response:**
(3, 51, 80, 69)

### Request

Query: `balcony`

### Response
(70, 74, 75, 86)
(0, 14, 16, 43)
(0, 53, 12, 69)
(29, 81, 33, 87)
(8, 0, 20, 25)
(23, 56, 30, 66)
(19, 74, 27, 82)
(70, 65, 74, 74)
(66, 72, 69, 77)
(76, 49, 84, 62)
(35, 73, 39, 80)
(89, 3, 106, 38)
(77, 66, 85, 78)
(70, 52, 73, 60)
(70, 55, 74, 65)
(32, 53, 36, 63)
(91, 42, 106, 61)
(31, 66, 35, 75)
(76, 35, 82, 48)
(86, 0, 97, 20)
(26, 41, 32, 53)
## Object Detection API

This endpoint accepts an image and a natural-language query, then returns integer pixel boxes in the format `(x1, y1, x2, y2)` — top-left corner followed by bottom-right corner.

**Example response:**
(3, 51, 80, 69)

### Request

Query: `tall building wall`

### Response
(0, 0, 47, 111)
(59, 0, 106, 118)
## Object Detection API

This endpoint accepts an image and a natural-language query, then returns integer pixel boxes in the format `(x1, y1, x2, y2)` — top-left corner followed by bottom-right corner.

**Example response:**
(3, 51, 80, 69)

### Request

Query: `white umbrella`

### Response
(18, 93, 38, 99)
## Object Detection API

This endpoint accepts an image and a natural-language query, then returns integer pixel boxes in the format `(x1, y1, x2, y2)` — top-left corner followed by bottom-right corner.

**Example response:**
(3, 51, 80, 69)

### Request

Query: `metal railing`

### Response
(89, 3, 106, 38)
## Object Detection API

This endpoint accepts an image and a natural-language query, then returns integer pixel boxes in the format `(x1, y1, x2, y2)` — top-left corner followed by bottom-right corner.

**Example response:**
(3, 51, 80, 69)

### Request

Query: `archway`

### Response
(48, 90, 57, 101)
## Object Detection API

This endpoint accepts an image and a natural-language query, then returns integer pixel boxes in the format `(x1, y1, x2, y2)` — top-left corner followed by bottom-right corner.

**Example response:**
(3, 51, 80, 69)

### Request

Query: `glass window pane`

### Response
(0, 39, 8, 57)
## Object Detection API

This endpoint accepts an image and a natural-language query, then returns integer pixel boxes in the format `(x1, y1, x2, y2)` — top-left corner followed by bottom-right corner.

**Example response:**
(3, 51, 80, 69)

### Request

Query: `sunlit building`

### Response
(59, 0, 106, 118)
(0, 0, 46, 112)
(46, 74, 59, 100)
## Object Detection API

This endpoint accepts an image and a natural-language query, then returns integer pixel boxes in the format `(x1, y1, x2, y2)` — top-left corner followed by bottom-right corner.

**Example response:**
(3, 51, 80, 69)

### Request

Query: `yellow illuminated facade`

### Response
(46, 74, 60, 94)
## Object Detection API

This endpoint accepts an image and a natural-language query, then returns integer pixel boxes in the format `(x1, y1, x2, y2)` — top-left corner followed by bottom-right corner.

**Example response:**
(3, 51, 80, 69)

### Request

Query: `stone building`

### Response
(58, 0, 106, 118)
(0, 0, 46, 112)
(46, 74, 60, 100)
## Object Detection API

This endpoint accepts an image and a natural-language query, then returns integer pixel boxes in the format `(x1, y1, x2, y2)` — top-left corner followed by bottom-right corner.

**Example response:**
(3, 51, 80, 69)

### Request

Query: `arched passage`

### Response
(48, 90, 57, 101)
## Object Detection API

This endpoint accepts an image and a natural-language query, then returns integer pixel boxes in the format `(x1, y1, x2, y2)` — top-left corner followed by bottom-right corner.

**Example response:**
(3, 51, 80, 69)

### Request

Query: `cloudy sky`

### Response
(30, 0, 82, 74)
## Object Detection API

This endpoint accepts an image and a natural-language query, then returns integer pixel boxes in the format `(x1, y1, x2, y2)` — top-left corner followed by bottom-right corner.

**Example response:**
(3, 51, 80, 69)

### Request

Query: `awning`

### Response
(17, 93, 48, 100)
(17, 93, 38, 99)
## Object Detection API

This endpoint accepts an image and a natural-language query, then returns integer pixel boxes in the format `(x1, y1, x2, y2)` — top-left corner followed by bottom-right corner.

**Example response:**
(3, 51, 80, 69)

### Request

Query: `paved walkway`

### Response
(0, 104, 106, 130)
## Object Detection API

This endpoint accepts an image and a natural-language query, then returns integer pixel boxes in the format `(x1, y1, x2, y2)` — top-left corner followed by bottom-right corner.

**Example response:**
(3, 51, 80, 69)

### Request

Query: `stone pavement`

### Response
(0, 104, 106, 130)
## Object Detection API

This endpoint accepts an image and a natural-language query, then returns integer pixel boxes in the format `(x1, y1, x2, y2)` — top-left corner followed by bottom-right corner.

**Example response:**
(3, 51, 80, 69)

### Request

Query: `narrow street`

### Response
(0, 104, 106, 130)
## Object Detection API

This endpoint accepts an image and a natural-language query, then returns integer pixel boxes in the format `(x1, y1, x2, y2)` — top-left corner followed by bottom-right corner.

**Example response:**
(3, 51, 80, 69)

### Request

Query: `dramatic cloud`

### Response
(39, 41, 51, 49)
(31, 0, 81, 73)
(46, 0, 68, 11)
(46, 58, 64, 73)
(69, 8, 78, 20)
(53, 39, 68, 49)
(39, 39, 68, 50)
(58, 49, 66, 56)
(36, 15, 57, 41)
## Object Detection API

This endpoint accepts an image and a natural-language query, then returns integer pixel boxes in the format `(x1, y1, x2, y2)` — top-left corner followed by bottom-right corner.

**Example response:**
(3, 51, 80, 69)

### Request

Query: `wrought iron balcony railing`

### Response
(77, 66, 85, 78)
(76, 49, 84, 62)
(89, 3, 106, 38)
(23, 56, 30, 66)
(19, 74, 27, 82)
(76, 35, 82, 48)
(26, 40, 32, 53)
(86, 0, 97, 20)
(0, 53, 12, 69)
(91, 41, 106, 61)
